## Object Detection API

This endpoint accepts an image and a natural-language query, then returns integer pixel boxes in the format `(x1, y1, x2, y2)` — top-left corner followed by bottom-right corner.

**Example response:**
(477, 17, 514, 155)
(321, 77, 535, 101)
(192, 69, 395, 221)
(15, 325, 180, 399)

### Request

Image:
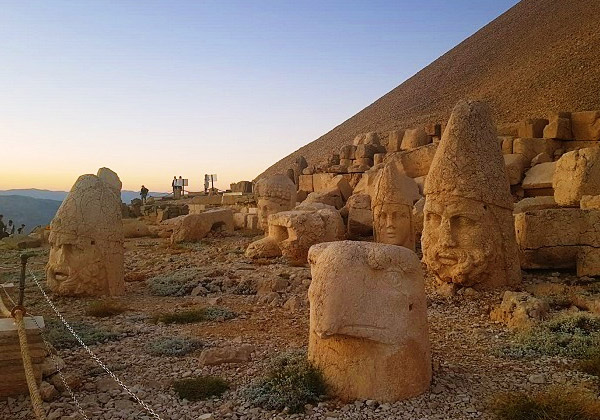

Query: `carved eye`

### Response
(454, 215, 475, 228)
(426, 212, 441, 225)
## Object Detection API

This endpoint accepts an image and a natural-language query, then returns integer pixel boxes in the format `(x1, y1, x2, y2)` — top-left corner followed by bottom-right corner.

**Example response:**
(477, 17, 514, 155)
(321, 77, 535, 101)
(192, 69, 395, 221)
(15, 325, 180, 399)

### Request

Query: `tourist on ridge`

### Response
(0, 215, 6, 238)
(7, 220, 15, 236)
(17, 224, 25, 235)
(140, 185, 149, 203)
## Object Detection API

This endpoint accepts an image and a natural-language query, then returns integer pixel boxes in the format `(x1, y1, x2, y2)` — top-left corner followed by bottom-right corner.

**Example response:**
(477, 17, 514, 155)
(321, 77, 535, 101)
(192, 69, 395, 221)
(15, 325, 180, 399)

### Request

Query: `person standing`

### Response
(0, 215, 6, 238)
(140, 185, 149, 204)
(7, 220, 15, 236)
(17, 224, 25, 235)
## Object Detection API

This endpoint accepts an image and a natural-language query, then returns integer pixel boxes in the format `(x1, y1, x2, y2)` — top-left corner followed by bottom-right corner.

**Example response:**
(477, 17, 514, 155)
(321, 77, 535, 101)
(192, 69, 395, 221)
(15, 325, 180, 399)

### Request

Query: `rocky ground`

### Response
(0, 232, 599, 420)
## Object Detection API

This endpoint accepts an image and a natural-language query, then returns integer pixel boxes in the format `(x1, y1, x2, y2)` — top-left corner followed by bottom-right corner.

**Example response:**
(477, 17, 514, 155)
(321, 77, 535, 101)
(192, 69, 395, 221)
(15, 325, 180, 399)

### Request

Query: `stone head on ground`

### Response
(371, 162, 420, 250)
(422, 100, 521, 289)
(255, 174, 297, 230)
(307, 241, 431, 402)
(46, 170, 124, 296)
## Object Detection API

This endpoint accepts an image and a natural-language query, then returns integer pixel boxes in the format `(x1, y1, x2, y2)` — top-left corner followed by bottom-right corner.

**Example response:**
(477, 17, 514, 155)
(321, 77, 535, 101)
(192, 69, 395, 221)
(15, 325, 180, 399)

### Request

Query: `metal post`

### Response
(19, 253, 30, 307)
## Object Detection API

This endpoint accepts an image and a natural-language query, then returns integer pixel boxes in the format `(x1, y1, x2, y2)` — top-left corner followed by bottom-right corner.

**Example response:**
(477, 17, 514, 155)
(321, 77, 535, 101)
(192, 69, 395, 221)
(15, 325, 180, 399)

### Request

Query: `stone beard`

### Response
(46, 230, 120, 296)
(372, 203, 414, 250)
(422, 193, 514, 288)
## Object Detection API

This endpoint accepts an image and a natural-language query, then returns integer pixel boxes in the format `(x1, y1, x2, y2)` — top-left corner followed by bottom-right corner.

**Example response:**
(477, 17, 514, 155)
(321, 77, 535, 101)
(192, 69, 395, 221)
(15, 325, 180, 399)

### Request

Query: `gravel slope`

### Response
(258, 0, 600, 179)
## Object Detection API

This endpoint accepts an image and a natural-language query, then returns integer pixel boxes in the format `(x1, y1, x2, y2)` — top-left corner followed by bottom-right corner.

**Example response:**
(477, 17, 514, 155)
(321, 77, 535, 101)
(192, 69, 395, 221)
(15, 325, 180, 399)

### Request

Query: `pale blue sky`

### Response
(0, 0, 519, 192)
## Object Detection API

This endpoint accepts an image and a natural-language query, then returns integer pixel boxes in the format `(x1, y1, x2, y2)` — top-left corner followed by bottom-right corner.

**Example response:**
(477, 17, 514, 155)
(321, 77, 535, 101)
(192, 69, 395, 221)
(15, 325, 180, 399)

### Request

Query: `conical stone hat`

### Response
(424, 100, 513, 210)
(372, 162, 419, 208)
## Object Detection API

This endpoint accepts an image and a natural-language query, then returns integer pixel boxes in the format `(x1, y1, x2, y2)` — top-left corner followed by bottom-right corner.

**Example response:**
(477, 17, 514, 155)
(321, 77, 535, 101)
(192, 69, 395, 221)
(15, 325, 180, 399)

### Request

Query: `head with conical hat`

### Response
(371, 162, 420, 250)
(422, 100, 520, 289)
(255, 174, 297, 230)
(46, 172, 124, 296)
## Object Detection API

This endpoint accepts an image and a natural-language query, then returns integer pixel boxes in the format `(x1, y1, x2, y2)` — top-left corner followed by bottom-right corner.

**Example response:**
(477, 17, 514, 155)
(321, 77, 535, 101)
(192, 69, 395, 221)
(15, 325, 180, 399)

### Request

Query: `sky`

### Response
(0, 0, 519, 193)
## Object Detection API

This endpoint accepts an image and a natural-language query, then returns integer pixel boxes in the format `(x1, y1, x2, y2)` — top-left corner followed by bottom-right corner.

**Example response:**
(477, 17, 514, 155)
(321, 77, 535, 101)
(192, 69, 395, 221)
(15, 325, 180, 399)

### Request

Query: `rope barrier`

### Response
(14, 308, 47, 420)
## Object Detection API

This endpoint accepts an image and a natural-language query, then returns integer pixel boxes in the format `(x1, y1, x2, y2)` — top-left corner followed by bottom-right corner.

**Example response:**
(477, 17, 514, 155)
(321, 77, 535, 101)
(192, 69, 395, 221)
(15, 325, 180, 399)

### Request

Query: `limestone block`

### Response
(327, 164, 348, 174)
(531, 152, 552, 166)
(256, 174, 297, 230)
(373, 153, 385, 166)
(522, 162, 556, 190)
(353, 131, 380, 146)
(340, 145, 356, 160)
(245, 214, 259, 230)
(122, 219, 152, 238)
(327, 175, 353, 201)
(571, 111, 600, 141)
(346, 194, 373, 239)
(553, 147, 600, 206)
(384, 143, 438, 178)
(414, 175, 426, 195)
(577, 247, 600, 277)
(46, 170, 124, 297)
(170, 209, 234, 244)
(233, 213, 246, 230)
(513, 196, 558, 214)
(308, 241, 431, 402)
(1, 235, 41, 250)
(503, 154, 528, 185)
(413, 197, 425, 237)
(354, 157, 373, 167)
(581, 195, 600, 210)
(517, 118, 548, 138)
(199, 345, 254, 366)
(312, 173, 336, 192)
(563, 140, 600, 152)
(348, 163, 370, 173)
(245, 236, 281, 258)
(401, 128, 430, 150)
(386, 130, 405, 152)
(340, 158, 352, 167)
(422, 100, 520, 289)
(499, 136, 514, 154)
(304, 189, 344, 209)
(543, 116, 572, 140)
(328, 154, 340, 166)
(520, 247, 580, 269)
(490, 291, 549, 330)
(513, 137, 561, 162)
(424, 123, 441, 137)
(355, 144, 377, 159)
(298, 175, 314, 193)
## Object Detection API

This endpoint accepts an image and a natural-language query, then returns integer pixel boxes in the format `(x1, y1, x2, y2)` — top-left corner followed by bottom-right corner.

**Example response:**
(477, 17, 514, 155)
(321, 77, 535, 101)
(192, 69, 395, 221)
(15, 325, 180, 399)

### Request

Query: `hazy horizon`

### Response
(0, 0, 519, 192)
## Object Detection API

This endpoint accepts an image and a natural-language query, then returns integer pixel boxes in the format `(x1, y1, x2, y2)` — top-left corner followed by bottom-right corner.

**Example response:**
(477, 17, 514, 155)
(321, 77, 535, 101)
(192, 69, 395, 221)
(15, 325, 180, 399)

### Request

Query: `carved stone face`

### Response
(46, 231, 107, 296)
(373, 203, 413, 248)
(422, 194, 498, 286)
(257, 197, 290, 231)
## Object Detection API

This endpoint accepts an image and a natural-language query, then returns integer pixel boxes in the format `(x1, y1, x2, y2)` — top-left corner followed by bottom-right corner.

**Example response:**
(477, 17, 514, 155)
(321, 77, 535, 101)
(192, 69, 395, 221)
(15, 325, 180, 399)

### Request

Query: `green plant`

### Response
(85, 300, 127, 317)
(146, 268, 202, 296)
(153, 306, 237, 324)
(244, 350, 327, 413)
(173, 376, 229, 401)
(145, 337, 203, 356)
(497, 313, 600, 359)
(491, 387, 600, 420)
(46, 320, 119, 350)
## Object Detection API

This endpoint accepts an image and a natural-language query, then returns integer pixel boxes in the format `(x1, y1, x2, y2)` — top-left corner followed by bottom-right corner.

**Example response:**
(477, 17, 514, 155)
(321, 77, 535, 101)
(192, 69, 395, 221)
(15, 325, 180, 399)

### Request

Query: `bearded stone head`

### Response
(46, 171, 124, 296)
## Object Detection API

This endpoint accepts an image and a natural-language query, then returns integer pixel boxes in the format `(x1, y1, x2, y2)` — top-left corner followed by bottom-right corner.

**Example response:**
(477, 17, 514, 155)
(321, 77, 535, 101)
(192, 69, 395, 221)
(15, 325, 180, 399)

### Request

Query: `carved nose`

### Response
(439, 218, 456, 247)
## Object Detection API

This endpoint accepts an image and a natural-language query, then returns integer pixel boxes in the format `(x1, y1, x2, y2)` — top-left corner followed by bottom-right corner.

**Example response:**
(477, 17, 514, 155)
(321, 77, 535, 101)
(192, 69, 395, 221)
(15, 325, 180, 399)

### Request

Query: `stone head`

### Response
(46, 173, 124, 296)
(371, 163, 420, 250)
(308, 241, 427, 345)
(255, 174, 297, 230)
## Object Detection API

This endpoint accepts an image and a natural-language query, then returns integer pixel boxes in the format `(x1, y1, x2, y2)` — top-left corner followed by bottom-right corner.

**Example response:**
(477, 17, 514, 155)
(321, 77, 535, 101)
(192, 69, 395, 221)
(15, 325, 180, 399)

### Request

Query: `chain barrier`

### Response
(26, 268, 165, 420)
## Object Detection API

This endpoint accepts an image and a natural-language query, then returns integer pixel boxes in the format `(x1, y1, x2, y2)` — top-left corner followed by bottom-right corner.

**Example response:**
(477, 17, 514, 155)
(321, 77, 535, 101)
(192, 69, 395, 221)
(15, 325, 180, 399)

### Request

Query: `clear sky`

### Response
(0, 0, 519, 193)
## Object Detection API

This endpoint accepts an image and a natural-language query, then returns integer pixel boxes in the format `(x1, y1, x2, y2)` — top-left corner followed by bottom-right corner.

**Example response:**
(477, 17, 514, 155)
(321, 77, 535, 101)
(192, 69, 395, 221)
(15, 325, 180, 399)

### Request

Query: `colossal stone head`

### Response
(255, 174, 297, 230)
(422, 100, 521, 289)
(46, 169, 124, 296)
(307, 241, 431, 402)
(371, 163, 420, 250)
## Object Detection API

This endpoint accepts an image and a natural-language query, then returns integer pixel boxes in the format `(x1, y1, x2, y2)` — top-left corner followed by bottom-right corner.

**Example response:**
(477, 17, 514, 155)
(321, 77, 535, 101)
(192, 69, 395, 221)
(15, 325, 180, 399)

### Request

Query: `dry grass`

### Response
(491, 387, 600, 420)
(173, 376, 229, 401)
(85, 300, 127, 318)
(578, 354, 600, 377)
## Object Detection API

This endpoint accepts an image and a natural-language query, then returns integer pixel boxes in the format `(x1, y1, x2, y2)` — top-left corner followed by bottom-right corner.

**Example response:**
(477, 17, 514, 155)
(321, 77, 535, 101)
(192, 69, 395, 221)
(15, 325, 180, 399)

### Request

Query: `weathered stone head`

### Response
(308, 241, 431, 402)
(422, 100, 521, 289)
(255, 174, 297, 230)
(372, 162, 420, 250)
(46, 169, 124, 296)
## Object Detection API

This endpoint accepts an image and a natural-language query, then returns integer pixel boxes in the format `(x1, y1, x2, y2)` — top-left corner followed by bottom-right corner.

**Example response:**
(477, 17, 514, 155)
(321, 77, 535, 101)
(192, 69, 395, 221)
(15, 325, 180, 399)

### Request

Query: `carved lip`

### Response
(317, 324, 388, 340)
(48, 266, 70, 283)
(437, 252, 459, 265)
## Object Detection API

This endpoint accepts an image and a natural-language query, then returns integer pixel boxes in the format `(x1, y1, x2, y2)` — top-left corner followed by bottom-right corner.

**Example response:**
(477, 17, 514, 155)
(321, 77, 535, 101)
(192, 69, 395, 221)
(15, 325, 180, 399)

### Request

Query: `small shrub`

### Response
(491, 387, 600, 420)
(173, 376, 229, 401)
(85, 300, 127, 317)
(46, 320, 119, 350)
(244, 350, 327, 413)
(578, 354, 600, 377)
(153, 306, 237, 324)
(497, 313, 600, 359)
(146, 268, 202, 296)
(145, 337, 203, 356)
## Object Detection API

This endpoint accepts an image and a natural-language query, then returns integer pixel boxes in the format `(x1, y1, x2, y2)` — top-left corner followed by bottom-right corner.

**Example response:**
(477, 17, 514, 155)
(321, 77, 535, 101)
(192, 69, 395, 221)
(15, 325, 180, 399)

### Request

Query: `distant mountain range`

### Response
(0, 195, 62, 233)
(0, 188, 168, 204)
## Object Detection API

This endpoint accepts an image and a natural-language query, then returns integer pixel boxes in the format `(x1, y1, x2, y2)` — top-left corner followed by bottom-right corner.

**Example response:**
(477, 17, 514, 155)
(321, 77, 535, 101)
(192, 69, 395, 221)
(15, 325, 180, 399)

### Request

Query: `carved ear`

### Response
(308, 243, 328, 265)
